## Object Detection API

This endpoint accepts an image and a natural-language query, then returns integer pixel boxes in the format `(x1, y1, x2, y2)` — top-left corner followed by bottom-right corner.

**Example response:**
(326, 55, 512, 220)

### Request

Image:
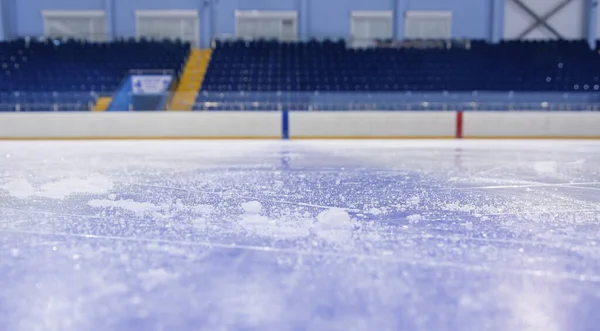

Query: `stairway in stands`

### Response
(94, 96, 112, 111)
(169, 49, 212, 110)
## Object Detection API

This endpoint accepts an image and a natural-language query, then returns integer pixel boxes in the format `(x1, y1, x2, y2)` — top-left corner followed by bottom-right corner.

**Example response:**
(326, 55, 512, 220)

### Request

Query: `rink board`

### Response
(0, 112, 282, 139)
(0, 111, 599, 139)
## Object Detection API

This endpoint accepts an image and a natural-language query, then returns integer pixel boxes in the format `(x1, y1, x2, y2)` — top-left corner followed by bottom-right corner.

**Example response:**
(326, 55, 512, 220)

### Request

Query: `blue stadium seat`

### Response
(195, 39, 600, 110)
(0, 38, 190, 110)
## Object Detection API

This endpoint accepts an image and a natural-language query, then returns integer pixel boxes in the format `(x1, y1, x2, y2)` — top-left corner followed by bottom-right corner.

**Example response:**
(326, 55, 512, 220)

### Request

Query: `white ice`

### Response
(0, 140, 600, 331)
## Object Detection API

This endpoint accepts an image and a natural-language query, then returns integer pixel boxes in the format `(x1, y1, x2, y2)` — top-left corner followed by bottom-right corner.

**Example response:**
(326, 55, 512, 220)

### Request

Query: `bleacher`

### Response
(0, 39, 190, 111)
(1, 37, 600, 111)
(194, 39, 600, 111)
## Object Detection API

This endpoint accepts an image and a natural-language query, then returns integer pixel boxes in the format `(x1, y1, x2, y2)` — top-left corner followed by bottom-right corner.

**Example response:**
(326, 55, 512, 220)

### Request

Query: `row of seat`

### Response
(200, 39, 600, 94)
(1, 37, 599, 111)
(0, 39, 190, 105)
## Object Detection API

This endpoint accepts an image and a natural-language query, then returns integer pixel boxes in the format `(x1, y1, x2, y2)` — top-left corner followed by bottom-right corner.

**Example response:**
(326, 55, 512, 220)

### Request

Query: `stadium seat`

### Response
(196, 39, 600, 110)
(0, 38, 190, 111)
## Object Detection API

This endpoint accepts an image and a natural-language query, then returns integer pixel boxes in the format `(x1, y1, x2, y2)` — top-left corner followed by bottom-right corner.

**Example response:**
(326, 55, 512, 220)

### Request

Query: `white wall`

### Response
(0, 111, 599, 139)
(463, 111, 600, 138)
(290, 111, 456, 138)
(0, 112, 281, 139)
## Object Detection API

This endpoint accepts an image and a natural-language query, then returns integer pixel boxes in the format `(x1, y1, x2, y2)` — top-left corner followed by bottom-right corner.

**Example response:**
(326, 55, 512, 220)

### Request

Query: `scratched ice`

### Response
(1, 140, 600, 331)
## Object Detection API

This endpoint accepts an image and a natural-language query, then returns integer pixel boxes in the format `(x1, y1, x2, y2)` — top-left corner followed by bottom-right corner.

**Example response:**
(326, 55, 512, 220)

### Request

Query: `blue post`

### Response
(491, 0, 505, 43)
(297, 0, 308, 40)
(200, 0, 212, 48)
(0, 0, 5, 41)
(392, 0, 398, 40)
(588, 0, 598, 49)
(395, 0, 405, 39)
(282, 109, 289, 140)
(105, 0, 114, 40)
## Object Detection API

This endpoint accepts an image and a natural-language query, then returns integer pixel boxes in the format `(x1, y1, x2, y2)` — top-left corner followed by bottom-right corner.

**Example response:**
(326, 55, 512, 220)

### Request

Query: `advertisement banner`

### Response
(131, 75, 173, 95)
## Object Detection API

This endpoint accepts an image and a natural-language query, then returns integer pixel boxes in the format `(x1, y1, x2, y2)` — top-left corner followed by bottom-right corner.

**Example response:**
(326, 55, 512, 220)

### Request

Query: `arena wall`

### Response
(0, 112, 281, 139)
(0, 111, 599, 139)
(463, 111, 600, 138)
(289, 111, 456, 138)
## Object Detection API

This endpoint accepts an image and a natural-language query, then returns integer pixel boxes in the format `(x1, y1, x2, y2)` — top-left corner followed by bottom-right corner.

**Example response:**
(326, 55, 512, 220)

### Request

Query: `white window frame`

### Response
(234, 10, 298, 41)
(404, 10, 452, 40)
(134, 10, 200, 46)
(350, 10, 394, 47)
(42, 10, 107, 42)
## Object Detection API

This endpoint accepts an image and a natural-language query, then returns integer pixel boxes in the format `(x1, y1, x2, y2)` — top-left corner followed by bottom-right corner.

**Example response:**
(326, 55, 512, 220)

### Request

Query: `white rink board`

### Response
(0, 111, 599, 139)
(289, 111, 456, 138)
(0, 112, 281, 139)
(463, 111, 600, 138)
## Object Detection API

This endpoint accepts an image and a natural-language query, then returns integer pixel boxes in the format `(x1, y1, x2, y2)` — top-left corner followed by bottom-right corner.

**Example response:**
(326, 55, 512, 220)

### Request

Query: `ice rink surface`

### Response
(1, 139, 600, 331)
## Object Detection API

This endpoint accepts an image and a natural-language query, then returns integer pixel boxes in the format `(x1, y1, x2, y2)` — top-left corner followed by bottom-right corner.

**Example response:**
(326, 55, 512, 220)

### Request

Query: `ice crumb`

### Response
(10, 248, 19, 257)
(88, 199, 162, 218)
(1, 179, 35, 199)
(463, 221, 474, 230)
(107, 193, 117, 200)
(315, 208, 353, 230)
(368, 207, 382, 215)
(238, 212, 310, 240)
(407, 195, 420, 206)
(406, 214, 423, 223)
(241, 201, 262, 214)
(533, 161, 557, 174)
(311, 208, 354, 244)
(37, 173, 113, 199)
(240, 214, 272, 229)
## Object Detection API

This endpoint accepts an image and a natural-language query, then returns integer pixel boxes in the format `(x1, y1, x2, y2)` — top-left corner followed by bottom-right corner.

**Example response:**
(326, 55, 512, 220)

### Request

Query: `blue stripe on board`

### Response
(282, 109, 289, 140)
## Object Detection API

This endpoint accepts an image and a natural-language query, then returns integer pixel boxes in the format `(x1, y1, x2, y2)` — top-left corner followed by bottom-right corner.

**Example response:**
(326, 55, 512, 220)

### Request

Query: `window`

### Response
(235, 11, 298, 41)
(42, 10, 106, 42)
(135, 10, 199, 47)
(351, 11, 394, 47)
(404, 11, 452, 39)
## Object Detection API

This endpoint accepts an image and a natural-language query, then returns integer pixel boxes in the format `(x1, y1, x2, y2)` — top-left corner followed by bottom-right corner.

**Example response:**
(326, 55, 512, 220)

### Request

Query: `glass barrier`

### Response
(0, 103, 94, 112)
(189, 91, 600, 111)
(2, 91, 600, 112)
(194, 91, 600, 103)
(0, 91, 107, 112)
(189, 101, 600, 111)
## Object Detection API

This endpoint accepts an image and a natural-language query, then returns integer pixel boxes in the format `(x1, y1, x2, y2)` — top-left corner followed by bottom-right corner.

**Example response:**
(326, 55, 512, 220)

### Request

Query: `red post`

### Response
(456, 111, 463, 139)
